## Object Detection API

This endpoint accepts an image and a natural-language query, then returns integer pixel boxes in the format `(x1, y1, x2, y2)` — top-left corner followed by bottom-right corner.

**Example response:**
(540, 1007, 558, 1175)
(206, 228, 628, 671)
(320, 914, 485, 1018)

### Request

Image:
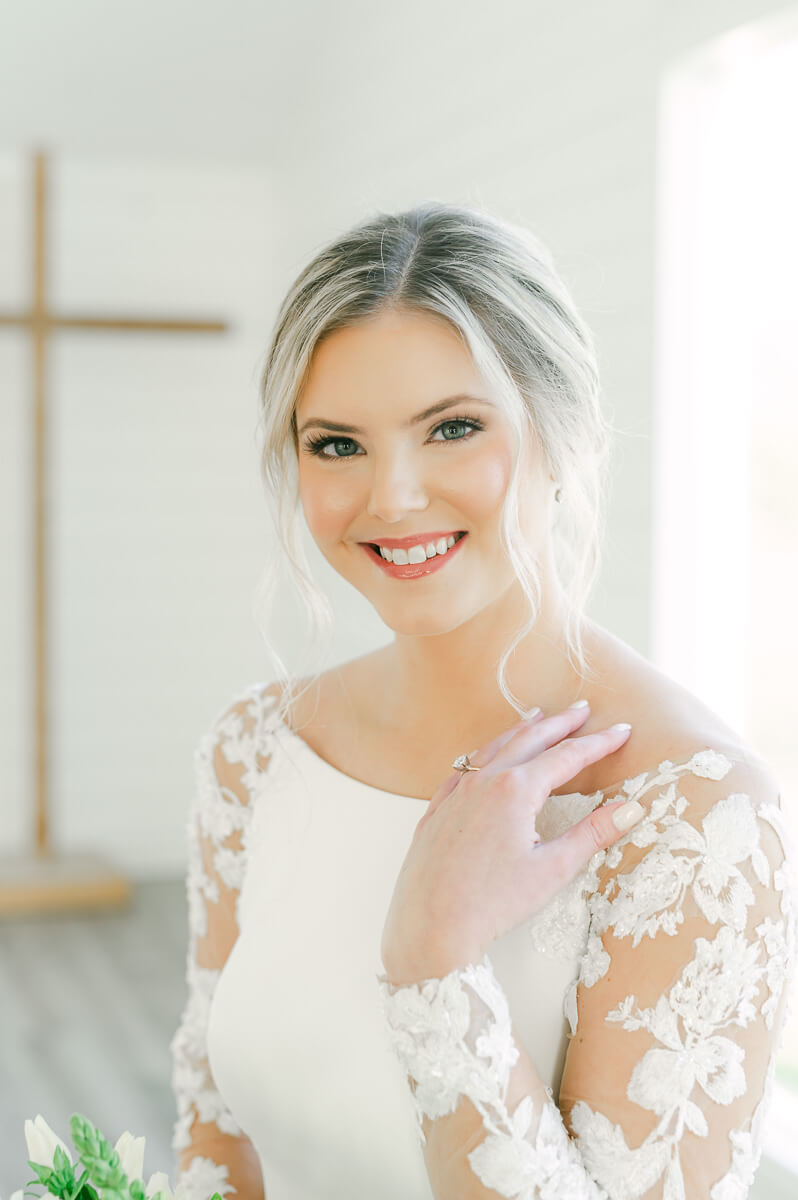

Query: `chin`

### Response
(373, 601, 473, 638)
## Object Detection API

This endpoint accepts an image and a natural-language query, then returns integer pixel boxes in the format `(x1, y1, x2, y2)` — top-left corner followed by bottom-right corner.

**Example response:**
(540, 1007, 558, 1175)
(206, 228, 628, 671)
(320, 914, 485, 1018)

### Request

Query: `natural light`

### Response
(653, 9, 798, 1188)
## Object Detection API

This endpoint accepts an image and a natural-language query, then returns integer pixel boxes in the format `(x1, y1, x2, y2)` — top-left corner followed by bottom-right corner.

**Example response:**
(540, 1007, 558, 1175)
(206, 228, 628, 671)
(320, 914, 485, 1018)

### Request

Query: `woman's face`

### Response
(294, 306, 552, 637)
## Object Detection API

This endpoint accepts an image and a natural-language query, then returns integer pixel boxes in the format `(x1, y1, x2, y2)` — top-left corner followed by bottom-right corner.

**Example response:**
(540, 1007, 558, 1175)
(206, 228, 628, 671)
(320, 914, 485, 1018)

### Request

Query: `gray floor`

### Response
(0, 879, 187, 1193)
(1, 880, 795, 1198)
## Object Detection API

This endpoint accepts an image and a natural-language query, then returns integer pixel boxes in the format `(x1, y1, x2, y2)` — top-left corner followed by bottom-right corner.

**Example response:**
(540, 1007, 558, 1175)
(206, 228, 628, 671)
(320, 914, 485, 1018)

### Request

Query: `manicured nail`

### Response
(526, 706, 542, 720)
(611, 799, 645, 831)
(610, 722, 632, 732)
(568, 699, 589, 709)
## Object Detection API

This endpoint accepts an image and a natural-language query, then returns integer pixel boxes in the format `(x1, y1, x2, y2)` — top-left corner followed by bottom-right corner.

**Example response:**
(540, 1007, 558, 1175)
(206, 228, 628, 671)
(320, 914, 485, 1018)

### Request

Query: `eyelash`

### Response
(302, 414, 486, 462)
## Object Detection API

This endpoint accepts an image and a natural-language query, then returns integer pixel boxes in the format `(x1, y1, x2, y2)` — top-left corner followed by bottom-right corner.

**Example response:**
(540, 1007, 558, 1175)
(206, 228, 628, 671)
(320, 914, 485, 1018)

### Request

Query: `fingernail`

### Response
(610, 722, 632, 732)
(568, 699, 589, 709)
(611, 799, 645, 831)
(526, 706, 542, 720)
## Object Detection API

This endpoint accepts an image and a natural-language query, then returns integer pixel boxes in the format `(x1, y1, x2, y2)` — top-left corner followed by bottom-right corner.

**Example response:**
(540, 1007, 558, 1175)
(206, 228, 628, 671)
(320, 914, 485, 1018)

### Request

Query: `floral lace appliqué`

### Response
(170, 685, 281, 1192)
(378, 750, 798, 1200)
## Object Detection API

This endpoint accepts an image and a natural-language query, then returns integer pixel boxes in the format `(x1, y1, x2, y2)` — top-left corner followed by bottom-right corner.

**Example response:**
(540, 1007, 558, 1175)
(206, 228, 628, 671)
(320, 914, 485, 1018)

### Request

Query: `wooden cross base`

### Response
(0, 852, 133, 918)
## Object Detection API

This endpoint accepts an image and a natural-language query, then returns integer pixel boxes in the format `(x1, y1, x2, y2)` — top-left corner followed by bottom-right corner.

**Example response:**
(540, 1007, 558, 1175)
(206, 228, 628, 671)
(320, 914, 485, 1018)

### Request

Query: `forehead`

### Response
(295, 307, 491, 422)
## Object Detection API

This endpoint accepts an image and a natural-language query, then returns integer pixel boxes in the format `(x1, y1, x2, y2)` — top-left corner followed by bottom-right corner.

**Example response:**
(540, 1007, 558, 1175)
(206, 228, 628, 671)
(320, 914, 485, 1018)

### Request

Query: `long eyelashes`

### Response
(302, 415, 486, 462)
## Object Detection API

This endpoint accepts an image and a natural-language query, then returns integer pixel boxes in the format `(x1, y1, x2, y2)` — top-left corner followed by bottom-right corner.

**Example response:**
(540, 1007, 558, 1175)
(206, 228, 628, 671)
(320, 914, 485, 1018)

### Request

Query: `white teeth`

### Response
(376, 533, 462, 566)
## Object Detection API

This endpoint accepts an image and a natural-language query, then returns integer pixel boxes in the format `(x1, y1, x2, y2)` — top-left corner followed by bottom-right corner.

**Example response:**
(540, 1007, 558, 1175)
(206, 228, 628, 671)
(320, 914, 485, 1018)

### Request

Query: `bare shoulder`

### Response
(576, 628, 768, 796)
(585, 636, 776, 804)
(594, 654, 789, 887)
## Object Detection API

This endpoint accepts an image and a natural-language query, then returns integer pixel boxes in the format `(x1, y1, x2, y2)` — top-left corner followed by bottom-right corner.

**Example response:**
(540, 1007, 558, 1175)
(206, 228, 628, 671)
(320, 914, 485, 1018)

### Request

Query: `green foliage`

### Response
(27, 1144, 77, 1199)
(18, 1110, 225, 1200)
(65, 1167, 93, 1200)
(27, 1161, 56, 1189)
(67, 1114, 131, 1194)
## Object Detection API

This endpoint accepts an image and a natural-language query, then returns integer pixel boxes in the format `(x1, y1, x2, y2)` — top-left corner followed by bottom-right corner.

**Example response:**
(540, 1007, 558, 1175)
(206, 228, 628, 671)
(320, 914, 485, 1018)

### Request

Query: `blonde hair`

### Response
(253, 200, 614, 730)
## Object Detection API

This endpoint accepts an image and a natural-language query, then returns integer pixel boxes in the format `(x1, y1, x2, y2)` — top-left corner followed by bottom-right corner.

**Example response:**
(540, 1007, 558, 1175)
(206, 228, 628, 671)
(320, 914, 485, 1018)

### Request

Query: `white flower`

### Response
(4, 1191, 58, 1200)
(115, 1130, 146, 1181)
(145, 1171, 175, 1199)
(23, 1115, 73, 1168)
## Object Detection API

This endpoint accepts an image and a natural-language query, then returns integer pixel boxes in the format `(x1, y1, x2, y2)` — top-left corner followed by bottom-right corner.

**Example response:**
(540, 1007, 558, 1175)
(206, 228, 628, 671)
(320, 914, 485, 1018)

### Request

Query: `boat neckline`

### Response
(271, 711, 659, 807)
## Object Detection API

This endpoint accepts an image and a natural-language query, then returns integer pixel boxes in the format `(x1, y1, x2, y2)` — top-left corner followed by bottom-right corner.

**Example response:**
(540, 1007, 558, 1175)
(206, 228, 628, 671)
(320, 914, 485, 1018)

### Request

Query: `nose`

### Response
(365, 449, 429, 524)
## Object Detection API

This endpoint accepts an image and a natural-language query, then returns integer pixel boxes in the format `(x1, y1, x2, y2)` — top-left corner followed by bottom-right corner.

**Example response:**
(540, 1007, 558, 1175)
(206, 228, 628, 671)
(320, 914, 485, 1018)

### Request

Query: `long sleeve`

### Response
(377, 748, 798, 1199)
(169, 685, 278, 1199)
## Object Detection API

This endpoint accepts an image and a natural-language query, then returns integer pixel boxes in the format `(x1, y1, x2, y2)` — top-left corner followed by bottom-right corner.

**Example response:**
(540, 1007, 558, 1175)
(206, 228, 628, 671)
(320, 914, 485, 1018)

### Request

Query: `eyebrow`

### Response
(296, 394, 495, 437)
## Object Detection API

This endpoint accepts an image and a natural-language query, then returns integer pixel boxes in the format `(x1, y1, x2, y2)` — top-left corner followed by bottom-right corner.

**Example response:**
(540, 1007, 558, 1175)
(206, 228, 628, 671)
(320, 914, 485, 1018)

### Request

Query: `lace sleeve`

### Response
(377, 749, 798, 1199)
(169, 684, 278, 1199)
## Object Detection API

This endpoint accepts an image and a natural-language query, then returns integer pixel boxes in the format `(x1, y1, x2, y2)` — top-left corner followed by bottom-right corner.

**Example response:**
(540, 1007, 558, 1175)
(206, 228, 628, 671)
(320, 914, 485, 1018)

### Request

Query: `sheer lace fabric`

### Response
(378, 750, 798, 1199)
(170, 685, 280, 1197)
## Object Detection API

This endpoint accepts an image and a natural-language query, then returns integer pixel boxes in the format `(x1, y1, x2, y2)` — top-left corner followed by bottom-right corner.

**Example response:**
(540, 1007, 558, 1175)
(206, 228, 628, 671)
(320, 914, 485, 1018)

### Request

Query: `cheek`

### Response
(298, 467, 359, 541)
(448, 440, 513, 519)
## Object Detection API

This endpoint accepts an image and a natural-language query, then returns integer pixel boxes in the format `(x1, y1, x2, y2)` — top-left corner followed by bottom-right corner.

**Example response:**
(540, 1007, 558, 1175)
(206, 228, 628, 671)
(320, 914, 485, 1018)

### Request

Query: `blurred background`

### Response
(1, 0, 796, 1194)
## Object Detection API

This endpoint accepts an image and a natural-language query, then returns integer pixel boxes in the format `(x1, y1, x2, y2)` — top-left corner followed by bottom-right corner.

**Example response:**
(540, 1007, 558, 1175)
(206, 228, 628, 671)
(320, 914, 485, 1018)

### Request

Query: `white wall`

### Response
(0, 157, 279, 875)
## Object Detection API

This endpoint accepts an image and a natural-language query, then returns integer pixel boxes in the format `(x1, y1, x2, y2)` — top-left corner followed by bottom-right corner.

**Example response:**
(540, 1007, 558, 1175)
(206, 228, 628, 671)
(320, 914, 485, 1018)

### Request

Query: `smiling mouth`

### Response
(366, 531, 467, 557)
(361, 531, 468, 578)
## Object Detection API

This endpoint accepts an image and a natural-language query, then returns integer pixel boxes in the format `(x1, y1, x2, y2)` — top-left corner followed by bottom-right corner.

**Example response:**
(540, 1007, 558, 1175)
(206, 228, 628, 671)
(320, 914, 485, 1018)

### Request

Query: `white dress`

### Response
(169, 681, 798, 1200)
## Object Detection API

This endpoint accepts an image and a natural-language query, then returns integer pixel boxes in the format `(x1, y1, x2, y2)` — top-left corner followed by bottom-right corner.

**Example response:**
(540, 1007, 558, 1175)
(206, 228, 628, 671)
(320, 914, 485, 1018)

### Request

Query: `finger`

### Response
(426, 704, 593, 819)
(530, 723, 631, 797)
(467, 706, 546, 766)
(480, 702, 593, 772)
(427, 704, 591, 818)
(526, 795, 647, 899)
(426, 708, 547, 818)
(421, 709, 540, 823)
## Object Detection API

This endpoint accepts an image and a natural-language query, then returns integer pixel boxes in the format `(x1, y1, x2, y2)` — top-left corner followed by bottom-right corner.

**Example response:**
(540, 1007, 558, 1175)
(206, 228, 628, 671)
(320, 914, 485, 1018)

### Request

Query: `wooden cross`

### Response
(0, 150, 230, 916)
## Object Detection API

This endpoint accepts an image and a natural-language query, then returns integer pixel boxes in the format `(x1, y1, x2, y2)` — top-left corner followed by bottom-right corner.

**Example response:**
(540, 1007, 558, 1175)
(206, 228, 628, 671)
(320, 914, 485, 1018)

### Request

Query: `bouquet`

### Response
(2, 1114, 228, 1200)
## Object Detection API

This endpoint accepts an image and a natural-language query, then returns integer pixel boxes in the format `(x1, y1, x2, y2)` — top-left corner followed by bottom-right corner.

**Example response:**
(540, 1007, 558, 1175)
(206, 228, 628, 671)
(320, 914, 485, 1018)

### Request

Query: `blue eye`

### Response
(302, 415, 485, 462)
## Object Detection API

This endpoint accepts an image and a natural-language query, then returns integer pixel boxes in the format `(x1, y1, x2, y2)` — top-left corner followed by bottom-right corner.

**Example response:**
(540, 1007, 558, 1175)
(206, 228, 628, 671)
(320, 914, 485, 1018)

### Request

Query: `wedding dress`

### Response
(169, 681, 797, 1200)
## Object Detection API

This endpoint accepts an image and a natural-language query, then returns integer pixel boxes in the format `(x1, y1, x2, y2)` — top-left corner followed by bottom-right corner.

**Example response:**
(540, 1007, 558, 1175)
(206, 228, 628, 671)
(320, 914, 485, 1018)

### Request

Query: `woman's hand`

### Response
(380, 702, 646, 986)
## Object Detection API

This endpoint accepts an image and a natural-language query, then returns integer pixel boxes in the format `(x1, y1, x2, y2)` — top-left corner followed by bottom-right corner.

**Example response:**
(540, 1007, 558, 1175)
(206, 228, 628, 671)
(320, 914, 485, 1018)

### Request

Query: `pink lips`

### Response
(362, 532, 468, 579)
(361, 530, 465, 551)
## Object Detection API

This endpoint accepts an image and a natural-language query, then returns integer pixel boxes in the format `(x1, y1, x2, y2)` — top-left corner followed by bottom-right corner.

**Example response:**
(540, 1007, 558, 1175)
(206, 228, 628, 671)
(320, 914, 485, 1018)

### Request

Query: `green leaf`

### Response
(128, 1180, 147, 1200)
(27, 1160, 55, 1186)
(53, 1145, 72, 1173)
(66, 1166, 91, 1200)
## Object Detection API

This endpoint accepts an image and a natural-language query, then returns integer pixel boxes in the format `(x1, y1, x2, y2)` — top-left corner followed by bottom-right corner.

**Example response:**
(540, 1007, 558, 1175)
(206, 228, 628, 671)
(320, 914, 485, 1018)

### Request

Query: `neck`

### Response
(375, 575, 599, 740)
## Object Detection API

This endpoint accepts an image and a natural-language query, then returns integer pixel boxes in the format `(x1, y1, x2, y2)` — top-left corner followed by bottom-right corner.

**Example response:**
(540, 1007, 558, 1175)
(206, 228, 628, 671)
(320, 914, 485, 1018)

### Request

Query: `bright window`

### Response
(653, 11, 798, 1188)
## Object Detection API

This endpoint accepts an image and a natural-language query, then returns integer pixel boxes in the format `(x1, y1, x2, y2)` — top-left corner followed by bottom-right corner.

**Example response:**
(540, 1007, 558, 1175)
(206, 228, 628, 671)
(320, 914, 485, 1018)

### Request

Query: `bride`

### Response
(169, 201, 796, 1199)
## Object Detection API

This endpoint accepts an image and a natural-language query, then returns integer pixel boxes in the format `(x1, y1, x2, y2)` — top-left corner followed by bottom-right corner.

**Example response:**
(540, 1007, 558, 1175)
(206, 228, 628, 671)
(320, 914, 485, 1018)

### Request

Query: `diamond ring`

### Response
(452, 753, 481, 775)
